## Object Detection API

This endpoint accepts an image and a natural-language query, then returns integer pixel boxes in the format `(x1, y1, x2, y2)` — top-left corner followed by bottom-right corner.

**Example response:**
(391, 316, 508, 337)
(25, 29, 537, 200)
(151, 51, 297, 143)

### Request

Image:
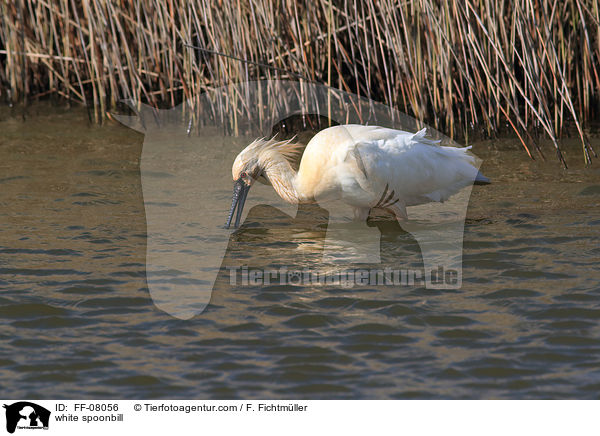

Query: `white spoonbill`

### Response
(225, 124, 489, 228)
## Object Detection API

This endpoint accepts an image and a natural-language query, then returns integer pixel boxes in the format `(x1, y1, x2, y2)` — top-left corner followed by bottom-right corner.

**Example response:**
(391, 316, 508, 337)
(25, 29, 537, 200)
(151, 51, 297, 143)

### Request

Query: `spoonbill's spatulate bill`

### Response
(225, 124, 489, 228)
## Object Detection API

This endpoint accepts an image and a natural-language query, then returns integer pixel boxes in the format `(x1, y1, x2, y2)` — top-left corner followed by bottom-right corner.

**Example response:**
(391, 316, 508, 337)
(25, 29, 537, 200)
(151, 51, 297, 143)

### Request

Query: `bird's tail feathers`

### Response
(474, 171, 491, 185)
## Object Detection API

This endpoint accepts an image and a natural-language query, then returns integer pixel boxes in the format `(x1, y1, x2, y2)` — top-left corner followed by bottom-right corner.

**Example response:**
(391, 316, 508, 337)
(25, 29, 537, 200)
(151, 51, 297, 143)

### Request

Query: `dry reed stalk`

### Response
(0, 0, 598, 165)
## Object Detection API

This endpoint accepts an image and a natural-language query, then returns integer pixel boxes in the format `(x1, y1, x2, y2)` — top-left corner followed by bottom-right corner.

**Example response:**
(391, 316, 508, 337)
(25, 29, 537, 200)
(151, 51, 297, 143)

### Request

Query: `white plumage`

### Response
(226, 124, 488, 228)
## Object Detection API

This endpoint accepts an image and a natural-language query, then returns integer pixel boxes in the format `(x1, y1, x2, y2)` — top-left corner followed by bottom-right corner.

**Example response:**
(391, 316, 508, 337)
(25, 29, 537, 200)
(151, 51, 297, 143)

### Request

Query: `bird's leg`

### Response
(371, 183, 408, 223)
(386, 203, 408, 223)
(353, 207, 371, 222)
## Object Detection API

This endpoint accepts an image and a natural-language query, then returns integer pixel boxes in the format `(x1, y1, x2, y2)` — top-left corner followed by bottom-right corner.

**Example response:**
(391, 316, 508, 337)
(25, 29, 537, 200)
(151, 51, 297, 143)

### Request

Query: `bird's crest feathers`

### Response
(245, 135, 305, 165)
(233, 135, 305, 180)
(249, 135, 303, 157)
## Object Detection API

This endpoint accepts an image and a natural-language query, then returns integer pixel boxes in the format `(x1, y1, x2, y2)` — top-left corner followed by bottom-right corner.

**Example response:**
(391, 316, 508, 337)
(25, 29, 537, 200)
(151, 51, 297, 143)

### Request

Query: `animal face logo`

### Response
(3, 402, 50, 433)
(114, 80, 482, 320)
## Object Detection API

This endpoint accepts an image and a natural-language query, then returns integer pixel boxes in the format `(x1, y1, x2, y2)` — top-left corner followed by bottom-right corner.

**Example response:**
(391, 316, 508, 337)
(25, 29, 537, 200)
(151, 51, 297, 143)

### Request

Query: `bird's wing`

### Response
(341, 129, 479, 207)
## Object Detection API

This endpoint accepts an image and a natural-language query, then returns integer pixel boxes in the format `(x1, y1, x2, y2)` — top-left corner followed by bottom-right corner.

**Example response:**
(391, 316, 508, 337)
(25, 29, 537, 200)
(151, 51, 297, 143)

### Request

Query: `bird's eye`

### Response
(240, 172, 247, 178)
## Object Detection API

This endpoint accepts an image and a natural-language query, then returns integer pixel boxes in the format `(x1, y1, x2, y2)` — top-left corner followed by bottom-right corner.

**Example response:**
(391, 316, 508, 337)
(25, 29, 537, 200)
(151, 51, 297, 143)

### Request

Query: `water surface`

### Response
(1, 105, 599, 399)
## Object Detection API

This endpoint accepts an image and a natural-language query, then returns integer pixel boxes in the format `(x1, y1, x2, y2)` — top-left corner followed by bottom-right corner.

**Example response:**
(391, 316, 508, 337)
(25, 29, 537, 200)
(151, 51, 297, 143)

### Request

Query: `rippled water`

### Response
(1, 105, 599, 399)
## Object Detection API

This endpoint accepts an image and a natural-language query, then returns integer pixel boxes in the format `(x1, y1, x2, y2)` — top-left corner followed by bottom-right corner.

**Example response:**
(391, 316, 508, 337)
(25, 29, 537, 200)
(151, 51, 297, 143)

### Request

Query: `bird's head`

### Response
(225, 136, 302, 229)
(231, 151, 262, 188)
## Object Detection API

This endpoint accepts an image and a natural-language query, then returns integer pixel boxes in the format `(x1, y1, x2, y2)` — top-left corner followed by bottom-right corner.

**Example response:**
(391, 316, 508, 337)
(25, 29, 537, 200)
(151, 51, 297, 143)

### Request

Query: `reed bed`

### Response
(1, 0, 598, 164)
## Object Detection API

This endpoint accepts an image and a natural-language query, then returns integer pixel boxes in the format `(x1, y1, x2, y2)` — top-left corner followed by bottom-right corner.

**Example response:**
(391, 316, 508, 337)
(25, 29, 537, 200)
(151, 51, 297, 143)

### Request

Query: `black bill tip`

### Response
(225, 179, 250, 229)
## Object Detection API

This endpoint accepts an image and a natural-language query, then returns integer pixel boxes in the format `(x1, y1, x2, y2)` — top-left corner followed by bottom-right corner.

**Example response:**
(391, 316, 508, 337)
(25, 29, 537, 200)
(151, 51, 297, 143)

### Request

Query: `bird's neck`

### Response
(263, 156, 300, 204)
